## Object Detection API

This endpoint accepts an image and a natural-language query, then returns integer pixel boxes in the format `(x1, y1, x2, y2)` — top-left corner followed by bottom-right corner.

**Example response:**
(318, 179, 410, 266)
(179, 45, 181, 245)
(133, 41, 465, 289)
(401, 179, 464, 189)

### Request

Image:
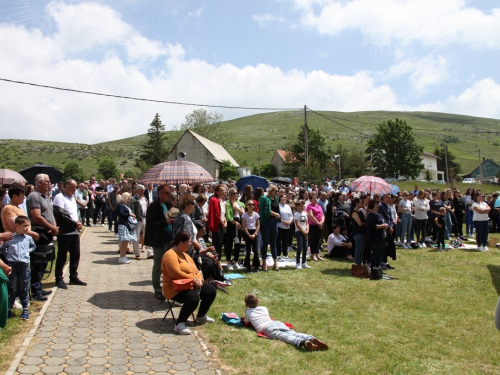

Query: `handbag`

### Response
(30, 243, 56, 263)
(351, 264, 370, 278)
(172, 279, 194, 290)
(127, 216, 138, 231)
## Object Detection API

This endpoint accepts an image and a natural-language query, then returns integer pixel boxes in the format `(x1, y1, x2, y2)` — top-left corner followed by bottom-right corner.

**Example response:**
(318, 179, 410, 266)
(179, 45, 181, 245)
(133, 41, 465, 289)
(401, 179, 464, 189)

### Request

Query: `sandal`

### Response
(135, 256, 141, 260)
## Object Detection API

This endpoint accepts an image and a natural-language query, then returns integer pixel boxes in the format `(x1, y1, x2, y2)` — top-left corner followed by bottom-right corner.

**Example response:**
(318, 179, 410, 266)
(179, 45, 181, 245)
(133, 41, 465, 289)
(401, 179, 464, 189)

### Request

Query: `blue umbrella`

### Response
(389, 184, 400, 195)
(236, 175, 269, 192)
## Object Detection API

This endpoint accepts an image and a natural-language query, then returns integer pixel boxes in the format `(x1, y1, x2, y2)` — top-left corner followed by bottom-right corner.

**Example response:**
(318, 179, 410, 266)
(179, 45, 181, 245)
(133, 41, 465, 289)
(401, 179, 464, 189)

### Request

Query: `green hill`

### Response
(1, 110, 499, 179)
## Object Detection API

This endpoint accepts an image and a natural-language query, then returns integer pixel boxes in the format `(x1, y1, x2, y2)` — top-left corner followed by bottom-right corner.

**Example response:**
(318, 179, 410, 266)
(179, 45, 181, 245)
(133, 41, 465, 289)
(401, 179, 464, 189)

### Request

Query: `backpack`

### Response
(221, 312, 244, 326)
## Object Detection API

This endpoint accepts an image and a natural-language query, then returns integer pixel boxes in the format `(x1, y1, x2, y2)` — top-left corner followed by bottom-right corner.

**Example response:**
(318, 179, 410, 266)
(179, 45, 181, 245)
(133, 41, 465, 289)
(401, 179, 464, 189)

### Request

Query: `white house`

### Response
(164, 130, 239, 179)
(416, 151, 444, 181)
(237, 167, 251, 178)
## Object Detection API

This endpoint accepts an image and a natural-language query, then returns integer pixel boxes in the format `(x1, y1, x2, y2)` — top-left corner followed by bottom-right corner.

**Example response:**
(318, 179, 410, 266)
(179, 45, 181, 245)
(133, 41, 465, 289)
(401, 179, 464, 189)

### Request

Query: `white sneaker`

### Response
(196, 314, 215, 323)
(101, 224, 104, 227)
(484, 246, 489, 251)
(226, 264, 233, 271)
(477, 246, 484, 251)
(174, 322, 192, 335)
(13, 299, 23, 309)
(118, 257, 131, 264)
(234, 237, 240, 244)
(234, 262, 243, 270)
(301, 263, 311, 269)
(295, 263, 303, 270)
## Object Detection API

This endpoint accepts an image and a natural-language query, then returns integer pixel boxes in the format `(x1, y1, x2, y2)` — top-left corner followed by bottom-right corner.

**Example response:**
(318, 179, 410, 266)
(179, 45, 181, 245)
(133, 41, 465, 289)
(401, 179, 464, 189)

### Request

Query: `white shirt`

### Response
(75, 189, 89, 209)
(472, 201, 489, 221)
(242, 212, 259, 230)
(399, 199, 412, 215)
(413, 198, 429, 220)
(278, 203, 293, 229)
(294, 211, 308, 232)
(327, 233, 348, 254)
(245, 306, 272, 332)
(53, 193, 79, 222)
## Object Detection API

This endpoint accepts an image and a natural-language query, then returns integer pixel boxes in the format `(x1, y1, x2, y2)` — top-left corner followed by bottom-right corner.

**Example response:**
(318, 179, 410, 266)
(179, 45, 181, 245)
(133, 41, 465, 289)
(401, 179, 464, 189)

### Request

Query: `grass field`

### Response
(1, 110, 499, 179)
(203, 242, 500, 375)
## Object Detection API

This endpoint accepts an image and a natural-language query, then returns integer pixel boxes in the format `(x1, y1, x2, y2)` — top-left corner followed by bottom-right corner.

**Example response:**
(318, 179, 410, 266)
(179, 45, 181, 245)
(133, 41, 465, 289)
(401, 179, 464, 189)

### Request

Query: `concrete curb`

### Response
(5, 228, 87, 375)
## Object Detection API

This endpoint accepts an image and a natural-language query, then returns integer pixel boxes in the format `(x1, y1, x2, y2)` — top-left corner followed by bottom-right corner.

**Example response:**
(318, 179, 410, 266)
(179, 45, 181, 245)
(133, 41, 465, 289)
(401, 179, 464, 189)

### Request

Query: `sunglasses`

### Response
(247, 203, 254, 206)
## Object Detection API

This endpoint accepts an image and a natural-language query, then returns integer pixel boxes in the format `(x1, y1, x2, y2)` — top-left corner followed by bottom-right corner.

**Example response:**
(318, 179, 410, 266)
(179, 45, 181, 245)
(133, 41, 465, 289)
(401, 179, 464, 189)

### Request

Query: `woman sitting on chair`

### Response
(161, 230, 217, 335)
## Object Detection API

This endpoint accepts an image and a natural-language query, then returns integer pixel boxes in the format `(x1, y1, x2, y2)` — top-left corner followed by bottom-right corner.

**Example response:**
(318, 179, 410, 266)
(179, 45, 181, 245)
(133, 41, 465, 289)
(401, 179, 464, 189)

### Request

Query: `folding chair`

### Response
(162, 297, 196, 325)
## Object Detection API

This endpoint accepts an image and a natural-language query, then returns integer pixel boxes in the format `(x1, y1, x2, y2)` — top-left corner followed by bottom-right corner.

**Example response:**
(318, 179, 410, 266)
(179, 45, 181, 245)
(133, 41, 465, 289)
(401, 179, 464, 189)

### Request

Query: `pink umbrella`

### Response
(138, 161, 214, 185)
(0, 168, 27, 185)
(349, 176, 392, 195)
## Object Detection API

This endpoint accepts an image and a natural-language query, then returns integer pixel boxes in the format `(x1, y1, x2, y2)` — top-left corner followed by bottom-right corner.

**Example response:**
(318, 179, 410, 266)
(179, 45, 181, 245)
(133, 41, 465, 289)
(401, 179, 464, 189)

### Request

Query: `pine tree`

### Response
(139, 113, 168, 167)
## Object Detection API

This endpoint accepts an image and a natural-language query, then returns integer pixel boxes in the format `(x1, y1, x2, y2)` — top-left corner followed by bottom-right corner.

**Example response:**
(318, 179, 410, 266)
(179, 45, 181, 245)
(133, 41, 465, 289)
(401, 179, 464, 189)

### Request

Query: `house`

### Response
(416, 151, 444, 181)
(237, 167, 251, 178)
(164, 130, 239, 179)
(463, 159, 500, 182)
(271, 150, 296, 176)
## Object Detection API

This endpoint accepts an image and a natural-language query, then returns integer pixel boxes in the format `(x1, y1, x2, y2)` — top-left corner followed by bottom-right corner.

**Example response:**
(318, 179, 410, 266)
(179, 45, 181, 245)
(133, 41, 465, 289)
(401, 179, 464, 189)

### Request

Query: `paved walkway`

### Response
(12, 227, 219, 375)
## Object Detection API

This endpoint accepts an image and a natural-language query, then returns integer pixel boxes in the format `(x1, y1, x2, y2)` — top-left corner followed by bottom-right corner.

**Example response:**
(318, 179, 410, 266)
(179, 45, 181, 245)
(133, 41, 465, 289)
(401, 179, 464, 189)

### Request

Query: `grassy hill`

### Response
(1, 110, 499, 179)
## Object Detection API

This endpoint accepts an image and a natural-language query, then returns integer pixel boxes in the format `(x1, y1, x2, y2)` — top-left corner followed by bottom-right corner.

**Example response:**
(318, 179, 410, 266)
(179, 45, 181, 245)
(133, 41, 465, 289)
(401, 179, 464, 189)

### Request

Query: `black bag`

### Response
(30, 243, 56, 263)
(370, 267, 383, 280)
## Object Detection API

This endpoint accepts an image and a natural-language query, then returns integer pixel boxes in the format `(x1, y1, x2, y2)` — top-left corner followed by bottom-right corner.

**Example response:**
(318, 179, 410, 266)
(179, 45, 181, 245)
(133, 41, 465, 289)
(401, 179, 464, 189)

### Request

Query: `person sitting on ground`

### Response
(326, 224, 355, 261)
(161, 231, 217, 335)
(244, 293, 328, 351)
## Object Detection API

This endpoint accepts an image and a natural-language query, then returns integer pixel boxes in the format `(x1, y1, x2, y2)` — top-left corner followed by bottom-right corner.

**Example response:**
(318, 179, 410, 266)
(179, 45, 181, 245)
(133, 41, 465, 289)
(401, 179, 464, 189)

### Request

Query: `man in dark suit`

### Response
(144, 183, 157, 205)
(378, 193, 396, 270)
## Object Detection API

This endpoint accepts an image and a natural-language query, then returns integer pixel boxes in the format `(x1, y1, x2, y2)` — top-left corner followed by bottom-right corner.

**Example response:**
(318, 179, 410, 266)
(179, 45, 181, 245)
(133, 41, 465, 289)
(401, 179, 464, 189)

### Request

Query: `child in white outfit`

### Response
(244, 293, 328, 351)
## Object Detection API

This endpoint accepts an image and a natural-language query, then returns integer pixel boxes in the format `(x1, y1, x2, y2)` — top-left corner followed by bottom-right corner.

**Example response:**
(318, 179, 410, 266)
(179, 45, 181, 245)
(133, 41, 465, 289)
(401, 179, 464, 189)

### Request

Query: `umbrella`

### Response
(0, 168, 27, 185)
(270, 176, 291, 185)
(19, 164, 63, 185)
(349, 175, 392, 195)
(389, 184, 400, 195)
(138, 161, 214, 185)
(236, 175, 269, 192)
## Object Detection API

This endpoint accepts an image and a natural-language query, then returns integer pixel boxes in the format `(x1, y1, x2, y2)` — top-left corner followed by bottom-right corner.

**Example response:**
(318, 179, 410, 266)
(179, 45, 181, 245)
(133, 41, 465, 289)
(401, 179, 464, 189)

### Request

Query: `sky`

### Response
(1, 0, 499, 144)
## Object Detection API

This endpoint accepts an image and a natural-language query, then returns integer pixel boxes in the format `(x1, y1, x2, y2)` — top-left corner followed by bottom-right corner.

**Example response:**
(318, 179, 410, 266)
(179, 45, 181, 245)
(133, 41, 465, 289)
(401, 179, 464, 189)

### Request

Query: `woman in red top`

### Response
(208, 184, 227, 257)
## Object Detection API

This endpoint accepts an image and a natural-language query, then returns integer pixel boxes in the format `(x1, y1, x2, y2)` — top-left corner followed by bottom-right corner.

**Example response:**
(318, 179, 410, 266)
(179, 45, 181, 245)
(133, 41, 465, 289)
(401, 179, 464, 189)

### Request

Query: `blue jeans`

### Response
(8, 262, 30, 309)
(445, 211, 452, 239)
(261, 217, 278, 260)
(465, 209, 474, 235)
(295, 231, 308, 264)
(400, 214, 412, 243)
(474, 220, 489, 247)
(353, 233, 366, 266)
(262, 321, 313, 347)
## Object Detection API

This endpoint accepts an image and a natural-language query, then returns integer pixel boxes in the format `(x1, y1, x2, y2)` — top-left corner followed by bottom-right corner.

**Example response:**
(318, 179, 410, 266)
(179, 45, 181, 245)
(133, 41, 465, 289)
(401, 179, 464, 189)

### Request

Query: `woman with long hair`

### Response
(207, 184, 227, 261)
(350, 197, 366, 265)
(472, 190, 490, 251)
(277, 193, 293, 258)
(259, 185, 281, 271)
(117, 192, 138, 264)
(240, 185, 253, 206)
(464, 187, 475, 237)
(224, 188, 245, 270)
(307, 192, 325, 262)
(413, 190, 429, 248)
(242, 199, 261, 272)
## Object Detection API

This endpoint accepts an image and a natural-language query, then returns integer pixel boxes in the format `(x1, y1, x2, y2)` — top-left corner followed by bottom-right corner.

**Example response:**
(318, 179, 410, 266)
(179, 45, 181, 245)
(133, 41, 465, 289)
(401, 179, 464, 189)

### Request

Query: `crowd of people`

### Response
(1, 174, 498, 335)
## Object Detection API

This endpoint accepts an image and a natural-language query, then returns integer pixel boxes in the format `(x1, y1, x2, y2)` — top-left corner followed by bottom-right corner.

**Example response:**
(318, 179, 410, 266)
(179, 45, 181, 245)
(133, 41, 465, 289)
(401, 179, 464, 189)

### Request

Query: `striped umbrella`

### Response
(349, 175, 392, 195)
(138, 161, 214, 185)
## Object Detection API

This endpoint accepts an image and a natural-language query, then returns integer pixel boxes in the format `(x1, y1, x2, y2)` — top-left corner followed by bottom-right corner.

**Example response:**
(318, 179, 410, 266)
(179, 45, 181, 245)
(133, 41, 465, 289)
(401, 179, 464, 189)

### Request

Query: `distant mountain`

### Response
(1, 110, 498, 179)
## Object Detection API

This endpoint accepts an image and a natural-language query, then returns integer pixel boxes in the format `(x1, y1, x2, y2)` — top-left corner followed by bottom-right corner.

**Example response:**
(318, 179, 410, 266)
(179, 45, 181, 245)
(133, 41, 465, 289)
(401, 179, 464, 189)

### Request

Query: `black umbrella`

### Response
(19, 164, 63, 185)
(270, 176, 292, 185)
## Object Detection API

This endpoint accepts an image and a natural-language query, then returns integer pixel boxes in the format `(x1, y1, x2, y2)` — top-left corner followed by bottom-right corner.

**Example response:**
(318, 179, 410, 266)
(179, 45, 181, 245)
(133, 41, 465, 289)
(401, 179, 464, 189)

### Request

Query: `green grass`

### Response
(1, 110, 499, 179)
(203, 244, 500, 374)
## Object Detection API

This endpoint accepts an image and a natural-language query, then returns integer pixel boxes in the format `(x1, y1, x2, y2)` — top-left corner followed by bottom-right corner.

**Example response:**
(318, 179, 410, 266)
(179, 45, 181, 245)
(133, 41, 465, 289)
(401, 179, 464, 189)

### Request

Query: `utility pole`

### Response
(304, 105, 308, 165)
(444, 141, 449, 184)
(478, 149, 483, 184)
(258, 144, 261, 176)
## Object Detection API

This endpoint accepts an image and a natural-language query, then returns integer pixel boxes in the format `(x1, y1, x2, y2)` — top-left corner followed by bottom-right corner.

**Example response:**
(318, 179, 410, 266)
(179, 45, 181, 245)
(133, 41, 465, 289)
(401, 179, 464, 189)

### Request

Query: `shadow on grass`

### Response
(320, 268, 352, 277)
(487, 264, 500, 296)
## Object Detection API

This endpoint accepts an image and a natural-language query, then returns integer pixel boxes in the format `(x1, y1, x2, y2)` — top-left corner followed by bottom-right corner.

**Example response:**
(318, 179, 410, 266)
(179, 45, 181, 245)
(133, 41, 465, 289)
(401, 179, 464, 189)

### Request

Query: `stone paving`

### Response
(13, 226, 219, 375)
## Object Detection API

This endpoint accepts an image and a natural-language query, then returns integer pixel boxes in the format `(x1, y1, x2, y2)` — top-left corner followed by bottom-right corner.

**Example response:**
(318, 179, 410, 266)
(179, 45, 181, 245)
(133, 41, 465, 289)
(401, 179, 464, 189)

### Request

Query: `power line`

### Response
(0, 77, 301, 111)
(307, 109, 371, 138)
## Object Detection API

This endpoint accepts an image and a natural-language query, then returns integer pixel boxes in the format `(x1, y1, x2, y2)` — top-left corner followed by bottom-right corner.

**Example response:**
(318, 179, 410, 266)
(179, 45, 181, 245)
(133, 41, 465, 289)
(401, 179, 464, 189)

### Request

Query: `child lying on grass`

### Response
(244, 293, 328, 351)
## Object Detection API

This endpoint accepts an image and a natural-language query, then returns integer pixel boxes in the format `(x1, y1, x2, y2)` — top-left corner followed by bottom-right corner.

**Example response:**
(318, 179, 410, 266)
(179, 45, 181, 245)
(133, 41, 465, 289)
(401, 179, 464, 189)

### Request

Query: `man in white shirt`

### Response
(53, 179, 86, 289)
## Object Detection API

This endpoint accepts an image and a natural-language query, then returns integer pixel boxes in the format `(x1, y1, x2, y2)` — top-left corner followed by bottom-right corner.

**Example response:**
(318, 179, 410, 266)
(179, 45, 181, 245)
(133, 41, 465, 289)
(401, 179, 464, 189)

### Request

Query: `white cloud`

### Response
(47, 1, 167, 61)
(386, 55, 450, 95)
(291, 0, 500, 49)
(188, 7, 205, 18)
(253, 13, 286, 28)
